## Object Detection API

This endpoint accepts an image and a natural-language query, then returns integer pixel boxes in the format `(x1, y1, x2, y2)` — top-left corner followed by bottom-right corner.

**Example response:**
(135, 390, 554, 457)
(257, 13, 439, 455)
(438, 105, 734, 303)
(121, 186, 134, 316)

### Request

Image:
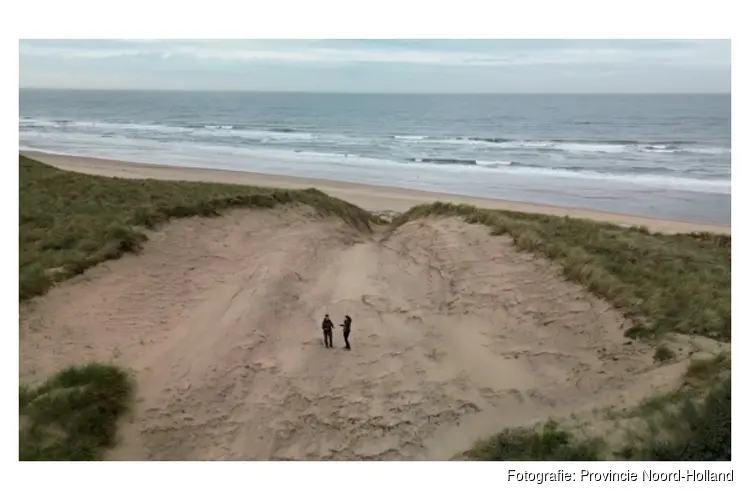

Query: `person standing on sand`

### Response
(322, 314, 334, 348)
(340, 315, 352, 350)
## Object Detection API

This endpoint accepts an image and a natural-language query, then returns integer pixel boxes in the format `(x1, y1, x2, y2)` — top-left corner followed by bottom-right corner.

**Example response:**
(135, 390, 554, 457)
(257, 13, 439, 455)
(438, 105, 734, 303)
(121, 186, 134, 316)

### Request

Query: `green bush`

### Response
(467, 421, 602, 461)
(19, 363, 134, 460)
(653, 345, 676, 363)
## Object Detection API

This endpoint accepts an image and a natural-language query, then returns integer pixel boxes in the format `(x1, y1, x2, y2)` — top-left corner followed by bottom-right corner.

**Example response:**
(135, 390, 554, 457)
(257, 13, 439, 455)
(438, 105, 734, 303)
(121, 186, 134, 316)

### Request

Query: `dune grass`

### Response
(612, 352, 731, 460)
(466, 421, 603, 461)
(392, 202, 731, 341)
(465, 379, 731, 461)
(464, 353, 731, 461)
(19, 363, 133, 460)
(20, 155, 381, 301)
(653, 345, 676, 364)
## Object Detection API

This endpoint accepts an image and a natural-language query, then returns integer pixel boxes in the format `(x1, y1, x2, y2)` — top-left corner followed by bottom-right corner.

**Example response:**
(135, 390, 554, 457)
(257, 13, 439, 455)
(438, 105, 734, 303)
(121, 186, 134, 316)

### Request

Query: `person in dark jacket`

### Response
(340, 315, 352, 350)
(322, 314, 334, 348)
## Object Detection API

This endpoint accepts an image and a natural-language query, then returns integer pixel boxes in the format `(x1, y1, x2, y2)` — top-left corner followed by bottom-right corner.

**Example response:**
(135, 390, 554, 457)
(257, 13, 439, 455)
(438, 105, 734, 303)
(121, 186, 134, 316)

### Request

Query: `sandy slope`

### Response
(19, 208, 687, 460)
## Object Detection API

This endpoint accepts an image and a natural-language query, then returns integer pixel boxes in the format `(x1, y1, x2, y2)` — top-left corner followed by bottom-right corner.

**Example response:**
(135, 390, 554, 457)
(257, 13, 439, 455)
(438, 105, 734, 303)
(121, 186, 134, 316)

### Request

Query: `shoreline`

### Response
(22, 151, 730, 235)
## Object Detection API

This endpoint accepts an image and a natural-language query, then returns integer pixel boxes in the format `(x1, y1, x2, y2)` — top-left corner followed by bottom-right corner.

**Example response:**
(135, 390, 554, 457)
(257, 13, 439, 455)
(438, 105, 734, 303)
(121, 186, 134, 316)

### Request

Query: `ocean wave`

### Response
(680, 147, 731, 155)
(635, 145, 730, 155)
(525, 168, 730, 194)
(196, 127, 315, 142)
(20, 131, 730, 196)
(19, 118, 321, 143)
(18, 113, 731, 199)
(21, 118, 190, 134)
(393, 135, 429, 141)
(476, 160, 519, 168)
(20, 117, 730, 157)
(292, 150, 360, 160)
(203, 125, 234, 130)
(542, 142, 629, 154)
(467, 137, 696, 146)
(409, 157, 519, 168)
(452, 139, 632, 154)
(414, 136, 729, 155)
(410, 157, 477, 166)
(189, 124, 301, 134)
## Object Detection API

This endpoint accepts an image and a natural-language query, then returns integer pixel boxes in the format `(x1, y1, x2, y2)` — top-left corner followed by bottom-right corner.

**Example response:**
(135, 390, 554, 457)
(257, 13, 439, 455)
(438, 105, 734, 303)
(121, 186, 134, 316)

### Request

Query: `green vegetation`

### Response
(684, 351, 731, 386)
(465, 352, 731, 461)
(19, 363, 133, 460)
(20, 155, 380, 301)
(465, 378, 731, 461)
(466, 421, 602, 461)
(392, 202, 731, 341)
(619, 352, 729, 421)
(653, 345, 676, 363)
(615, 376, 731, 460)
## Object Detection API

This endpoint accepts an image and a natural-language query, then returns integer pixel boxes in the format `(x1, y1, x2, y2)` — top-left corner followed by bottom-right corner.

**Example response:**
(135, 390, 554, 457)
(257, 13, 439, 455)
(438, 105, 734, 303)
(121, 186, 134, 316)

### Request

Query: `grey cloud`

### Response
(19, 39, 730, 93)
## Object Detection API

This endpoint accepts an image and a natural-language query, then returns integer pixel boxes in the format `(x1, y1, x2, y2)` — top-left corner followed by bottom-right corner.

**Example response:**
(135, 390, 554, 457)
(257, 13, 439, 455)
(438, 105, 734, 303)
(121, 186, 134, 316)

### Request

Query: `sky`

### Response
(18, 39, 731, 93)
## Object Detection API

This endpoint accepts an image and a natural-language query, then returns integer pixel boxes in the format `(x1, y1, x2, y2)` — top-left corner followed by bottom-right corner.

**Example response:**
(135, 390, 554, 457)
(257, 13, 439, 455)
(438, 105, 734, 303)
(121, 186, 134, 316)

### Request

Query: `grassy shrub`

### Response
(617, 377, 731, 461)
(392, 202, 731, 341)
(466, 377, 731, 462)
(466, 421, 602, 461)
(19, 363, 134, 460)
(19, 155, 381, 300)
(468, 354, 731, 461)
(653, 345, 676, 363)
(683, 352, 731, 387)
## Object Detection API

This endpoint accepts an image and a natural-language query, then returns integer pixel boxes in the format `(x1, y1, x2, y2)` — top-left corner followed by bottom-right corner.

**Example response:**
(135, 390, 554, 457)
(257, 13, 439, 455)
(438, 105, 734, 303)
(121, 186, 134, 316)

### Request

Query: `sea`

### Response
(19, 90, 731, 225)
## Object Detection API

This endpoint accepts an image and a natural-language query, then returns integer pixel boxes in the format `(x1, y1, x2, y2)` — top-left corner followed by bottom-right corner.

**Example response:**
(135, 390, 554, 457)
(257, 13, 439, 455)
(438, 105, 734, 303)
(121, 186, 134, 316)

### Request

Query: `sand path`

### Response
(19, 208, 685, 460)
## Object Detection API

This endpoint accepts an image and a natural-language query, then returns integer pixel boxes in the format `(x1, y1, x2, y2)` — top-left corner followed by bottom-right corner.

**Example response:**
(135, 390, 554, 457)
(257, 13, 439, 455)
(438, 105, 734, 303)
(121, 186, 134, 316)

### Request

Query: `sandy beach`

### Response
(23, 152, 730, 235)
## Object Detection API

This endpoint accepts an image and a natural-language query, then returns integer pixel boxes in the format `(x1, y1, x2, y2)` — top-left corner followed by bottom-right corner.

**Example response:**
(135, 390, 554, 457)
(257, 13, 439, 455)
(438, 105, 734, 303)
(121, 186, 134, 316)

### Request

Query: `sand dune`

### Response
(20, 207, 687, 460)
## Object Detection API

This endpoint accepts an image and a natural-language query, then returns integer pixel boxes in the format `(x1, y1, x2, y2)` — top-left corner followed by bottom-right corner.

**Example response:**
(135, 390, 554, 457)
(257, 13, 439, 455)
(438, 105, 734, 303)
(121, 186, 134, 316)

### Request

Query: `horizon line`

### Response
(19, 87, 731, 95)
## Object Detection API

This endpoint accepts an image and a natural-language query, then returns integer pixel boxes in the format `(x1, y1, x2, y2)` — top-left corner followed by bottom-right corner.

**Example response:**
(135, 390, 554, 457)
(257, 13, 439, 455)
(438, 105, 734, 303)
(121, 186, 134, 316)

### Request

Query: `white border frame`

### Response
(6, 1, 743, 495)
